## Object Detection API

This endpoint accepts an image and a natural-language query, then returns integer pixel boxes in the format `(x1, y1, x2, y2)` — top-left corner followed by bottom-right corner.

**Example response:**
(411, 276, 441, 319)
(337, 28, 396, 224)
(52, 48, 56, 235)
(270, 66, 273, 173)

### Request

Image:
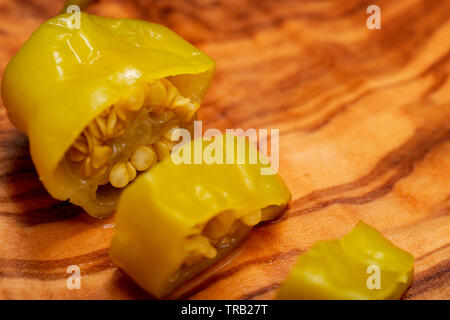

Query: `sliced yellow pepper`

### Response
(62, 0, 95, 12)
(276, 221, 414, 300)
(109, 134, 291, 298)
(1, 13, 215, 216)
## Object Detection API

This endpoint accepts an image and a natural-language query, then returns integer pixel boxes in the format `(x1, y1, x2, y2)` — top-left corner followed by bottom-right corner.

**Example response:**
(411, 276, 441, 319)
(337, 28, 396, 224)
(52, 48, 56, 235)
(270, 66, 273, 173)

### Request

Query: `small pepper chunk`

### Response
(276, 221, 414, 300)
(109, 134, 291, 298)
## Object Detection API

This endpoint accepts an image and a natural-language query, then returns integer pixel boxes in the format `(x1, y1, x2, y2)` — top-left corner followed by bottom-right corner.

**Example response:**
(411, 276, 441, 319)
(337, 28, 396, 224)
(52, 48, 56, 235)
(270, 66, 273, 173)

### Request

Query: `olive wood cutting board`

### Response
(0, 0, 448, 299)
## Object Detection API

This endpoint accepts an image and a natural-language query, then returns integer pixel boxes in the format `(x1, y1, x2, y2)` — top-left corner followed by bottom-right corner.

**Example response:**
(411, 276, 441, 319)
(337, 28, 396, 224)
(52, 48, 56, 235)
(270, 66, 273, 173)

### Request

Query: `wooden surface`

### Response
(0, 0, 449, 300)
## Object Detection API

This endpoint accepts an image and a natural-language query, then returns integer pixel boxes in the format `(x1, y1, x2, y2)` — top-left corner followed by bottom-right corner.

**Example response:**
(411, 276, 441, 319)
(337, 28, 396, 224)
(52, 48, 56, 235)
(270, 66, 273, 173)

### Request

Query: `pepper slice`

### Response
(1, 13, 215, 217)
(276, 221, 414, 300)
(109, 134, 291, 298)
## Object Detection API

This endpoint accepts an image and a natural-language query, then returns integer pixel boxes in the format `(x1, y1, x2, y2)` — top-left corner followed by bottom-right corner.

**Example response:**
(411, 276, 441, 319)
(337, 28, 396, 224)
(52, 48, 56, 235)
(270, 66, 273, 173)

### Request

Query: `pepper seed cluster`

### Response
(67, 79, 198, 188)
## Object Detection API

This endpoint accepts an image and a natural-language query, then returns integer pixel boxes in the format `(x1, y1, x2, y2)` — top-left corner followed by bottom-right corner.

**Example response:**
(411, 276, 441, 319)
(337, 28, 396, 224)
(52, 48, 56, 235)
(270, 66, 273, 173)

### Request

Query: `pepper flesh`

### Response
(276, 221, 414, 300)
(109, 134, 292, 298)
(1, 13, 215, 217)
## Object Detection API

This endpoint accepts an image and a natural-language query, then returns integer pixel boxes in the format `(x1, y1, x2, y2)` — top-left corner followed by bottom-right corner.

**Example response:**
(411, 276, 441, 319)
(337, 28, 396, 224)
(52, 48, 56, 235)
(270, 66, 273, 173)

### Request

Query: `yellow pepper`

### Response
(1, 13, 215, 217)
(109, 134, 291, 298)
(276, 221, 414, 300)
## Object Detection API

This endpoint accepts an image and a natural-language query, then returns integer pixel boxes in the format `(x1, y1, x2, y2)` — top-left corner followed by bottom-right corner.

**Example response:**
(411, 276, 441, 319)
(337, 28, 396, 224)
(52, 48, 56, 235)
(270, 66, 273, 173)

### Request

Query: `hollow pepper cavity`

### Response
(1, 12, 215, 217)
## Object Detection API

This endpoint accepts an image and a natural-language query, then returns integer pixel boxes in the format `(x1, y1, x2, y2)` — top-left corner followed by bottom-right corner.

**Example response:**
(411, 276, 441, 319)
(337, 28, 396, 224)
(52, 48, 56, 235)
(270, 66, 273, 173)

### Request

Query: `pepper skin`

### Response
(109, 134, 292, 298)
(1, 13, 215, 216)
(276, 221, 414, 300)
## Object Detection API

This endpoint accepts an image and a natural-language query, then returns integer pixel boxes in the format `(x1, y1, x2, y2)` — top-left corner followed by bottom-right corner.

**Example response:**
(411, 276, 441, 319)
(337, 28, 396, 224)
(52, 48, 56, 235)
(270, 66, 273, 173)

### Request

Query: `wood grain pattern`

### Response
(0, 0, 449, 299)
